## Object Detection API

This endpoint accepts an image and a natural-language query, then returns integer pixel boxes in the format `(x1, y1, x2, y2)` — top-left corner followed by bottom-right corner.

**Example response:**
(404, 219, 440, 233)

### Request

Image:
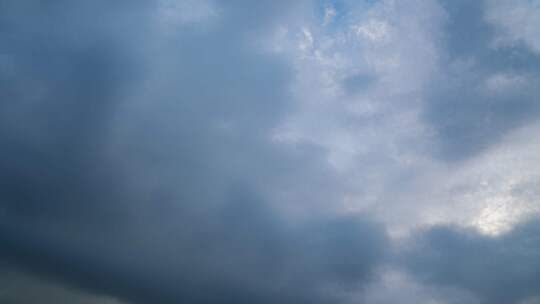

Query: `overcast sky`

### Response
(1, 1, 540, 303)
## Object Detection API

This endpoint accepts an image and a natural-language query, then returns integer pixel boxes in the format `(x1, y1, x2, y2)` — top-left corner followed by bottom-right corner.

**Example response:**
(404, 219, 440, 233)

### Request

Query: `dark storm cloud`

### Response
(423, 0, 540, 161)
(402, 219, 540, 304)
(0, 203, 387, 304)
(0, 1, 387, 303)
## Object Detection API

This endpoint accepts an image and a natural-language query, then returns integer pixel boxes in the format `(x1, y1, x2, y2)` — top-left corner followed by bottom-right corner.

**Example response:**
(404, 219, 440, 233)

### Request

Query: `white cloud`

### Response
(157, 0, 219, 30)
(487, 0, 540, 53)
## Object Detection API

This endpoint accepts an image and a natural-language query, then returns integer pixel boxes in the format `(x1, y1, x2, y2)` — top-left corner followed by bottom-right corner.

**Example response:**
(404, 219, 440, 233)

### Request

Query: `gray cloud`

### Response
(3, 1, 540, 303)
(341, 72, 377, 96)
(0, 264, 123, 304)
(402, 219, 540, 304)
(0, 1, 387, 303)
(423, 0, 540, 161)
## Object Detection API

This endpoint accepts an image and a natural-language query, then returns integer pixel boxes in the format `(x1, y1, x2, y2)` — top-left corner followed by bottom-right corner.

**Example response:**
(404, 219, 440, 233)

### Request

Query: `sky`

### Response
(1, 0, 540, 303)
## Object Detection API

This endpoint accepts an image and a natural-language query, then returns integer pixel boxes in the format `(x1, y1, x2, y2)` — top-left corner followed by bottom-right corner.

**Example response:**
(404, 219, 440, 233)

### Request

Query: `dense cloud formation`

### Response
(423, 0, 540, 161)
(0, 1, 387, 303)
(1, 0, 540, 304)
(403, 219, 540, 304)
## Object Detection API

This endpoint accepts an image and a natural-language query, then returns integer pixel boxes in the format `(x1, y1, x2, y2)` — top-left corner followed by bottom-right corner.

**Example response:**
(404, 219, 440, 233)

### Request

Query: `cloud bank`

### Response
(1, 0, 540, 303)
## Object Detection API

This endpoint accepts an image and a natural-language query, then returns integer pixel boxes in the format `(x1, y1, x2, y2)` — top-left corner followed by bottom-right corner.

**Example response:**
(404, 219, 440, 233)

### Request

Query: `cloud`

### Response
(0, 1, 387, 303)
(486, 0, 540, 55)
(2, 1, 540, 303)
(402, 219, 540, 304)
(422, 0, 540, 161)
(0, 264, 124, 304)
(0, 195, 387, 304)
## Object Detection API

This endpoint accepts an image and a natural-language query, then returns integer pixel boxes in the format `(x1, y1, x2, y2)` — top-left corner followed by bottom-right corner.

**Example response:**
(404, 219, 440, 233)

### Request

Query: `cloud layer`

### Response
(1, 1, 540, 303)
(0, 1, 386, 303)
(403, 219, 540, 304)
